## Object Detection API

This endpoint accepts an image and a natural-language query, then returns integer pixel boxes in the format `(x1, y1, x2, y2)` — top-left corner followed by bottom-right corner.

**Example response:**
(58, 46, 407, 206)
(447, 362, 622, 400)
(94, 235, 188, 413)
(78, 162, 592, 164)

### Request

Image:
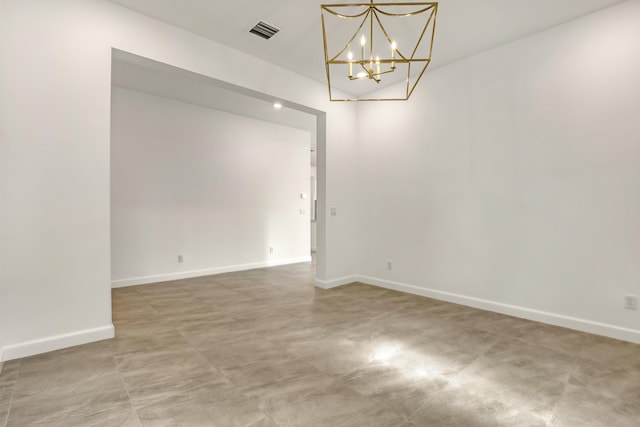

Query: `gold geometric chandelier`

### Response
(321, 1, 438, 101)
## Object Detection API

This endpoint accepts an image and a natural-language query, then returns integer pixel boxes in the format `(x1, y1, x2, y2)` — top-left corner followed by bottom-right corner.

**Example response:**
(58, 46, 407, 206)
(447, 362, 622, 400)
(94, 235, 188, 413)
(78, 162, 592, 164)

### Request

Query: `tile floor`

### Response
(1, 260, 639, 426)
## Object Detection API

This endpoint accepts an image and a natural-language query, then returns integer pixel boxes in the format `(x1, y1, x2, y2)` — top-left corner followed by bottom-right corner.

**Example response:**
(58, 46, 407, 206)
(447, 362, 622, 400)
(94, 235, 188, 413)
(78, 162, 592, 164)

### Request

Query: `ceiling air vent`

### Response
(250, 21, 280, 40)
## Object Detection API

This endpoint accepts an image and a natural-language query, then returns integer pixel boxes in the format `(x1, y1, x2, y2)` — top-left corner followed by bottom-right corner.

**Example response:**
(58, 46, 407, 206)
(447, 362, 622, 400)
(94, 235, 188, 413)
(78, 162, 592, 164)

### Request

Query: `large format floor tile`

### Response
(569, 357, 640, 404)
(12, 341, 118, 400)
(0, 403, 9, 427)
(2, 258, 639, 426)
(0, 360, 19, 405)
(135, 379, 266, 427)
(7, 372, 132, 426)
(550, 385, 640, 427)
(340, 357, 449, 418)
(265, 380, 404, 427)
(450, 356, 566, 423)
(409, 382, 548, 426)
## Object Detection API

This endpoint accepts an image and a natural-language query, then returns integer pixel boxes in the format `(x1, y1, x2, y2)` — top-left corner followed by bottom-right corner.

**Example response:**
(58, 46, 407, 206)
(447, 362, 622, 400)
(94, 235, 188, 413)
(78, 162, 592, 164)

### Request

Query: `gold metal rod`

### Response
(330, 97, 408, 102)
(369, 8, 373, 66)
(321, 11, 334, 100)
(371, 68, 396, 77)
(405, 62, 411, 98)
(321, 6, 370, 19)
(428, 3, 438, 58)
(329, 59, 428, 64)
(322, 3, 435, 18)
(322, 2, 435, 8)
(371, 9, 391, 47)
(410, 7, 435, 59)
(372, 9, 407, 61)
(372, 5, 435, 17)
(327, 9, 370, 62)
(408, 59, 430, 98)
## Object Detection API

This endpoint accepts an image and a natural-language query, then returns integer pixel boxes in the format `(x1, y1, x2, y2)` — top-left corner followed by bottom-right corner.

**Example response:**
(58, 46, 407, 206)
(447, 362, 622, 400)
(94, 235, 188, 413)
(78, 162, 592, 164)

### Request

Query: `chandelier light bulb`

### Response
(391, 41, 397, 68)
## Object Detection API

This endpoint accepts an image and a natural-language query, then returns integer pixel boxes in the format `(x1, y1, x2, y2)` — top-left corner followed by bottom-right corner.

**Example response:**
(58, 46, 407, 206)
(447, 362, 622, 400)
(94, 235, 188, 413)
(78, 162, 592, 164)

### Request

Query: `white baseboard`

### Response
(112, 256, 313, 288)
(0, 325, 115, 362)
(358, 275, 640, 345)
(5, 273, 637, 363)
(314, 275, 359, 289)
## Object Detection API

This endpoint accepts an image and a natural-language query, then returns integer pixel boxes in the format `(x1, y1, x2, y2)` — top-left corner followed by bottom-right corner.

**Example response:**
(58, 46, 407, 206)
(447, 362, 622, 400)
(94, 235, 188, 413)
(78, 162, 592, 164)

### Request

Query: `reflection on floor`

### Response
(1, 260, 639, 426)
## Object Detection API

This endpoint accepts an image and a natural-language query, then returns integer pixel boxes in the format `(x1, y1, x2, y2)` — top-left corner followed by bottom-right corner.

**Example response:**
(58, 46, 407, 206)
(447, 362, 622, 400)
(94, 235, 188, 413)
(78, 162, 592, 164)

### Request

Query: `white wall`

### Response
(111, 88, 311, 286)
(357, 1, 640, 342)
(0, 0, 359, 361)
(0, 0, 4, 364)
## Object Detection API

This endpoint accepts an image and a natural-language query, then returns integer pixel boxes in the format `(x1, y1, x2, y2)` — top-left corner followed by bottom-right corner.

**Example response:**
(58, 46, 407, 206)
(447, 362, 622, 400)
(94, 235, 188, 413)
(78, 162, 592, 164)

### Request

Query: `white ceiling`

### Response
(108, 0, 625, 96)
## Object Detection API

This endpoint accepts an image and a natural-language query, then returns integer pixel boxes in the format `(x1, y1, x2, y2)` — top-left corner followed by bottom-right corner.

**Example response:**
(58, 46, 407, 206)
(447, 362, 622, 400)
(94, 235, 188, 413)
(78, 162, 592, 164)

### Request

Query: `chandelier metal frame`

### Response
(321, 1, 438, 101)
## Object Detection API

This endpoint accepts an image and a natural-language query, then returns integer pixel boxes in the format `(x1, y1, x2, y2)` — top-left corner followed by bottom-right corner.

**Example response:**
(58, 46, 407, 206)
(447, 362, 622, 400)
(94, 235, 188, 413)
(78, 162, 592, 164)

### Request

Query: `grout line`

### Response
(3, 359, 21, 427)
(184, 334, 285, 427)
(544, 352, 581, 426)
(546, 378, 572, 427)
(113, 362, 144, 427)
(404, 335, 497, 422)
(111, 304, 185, 421)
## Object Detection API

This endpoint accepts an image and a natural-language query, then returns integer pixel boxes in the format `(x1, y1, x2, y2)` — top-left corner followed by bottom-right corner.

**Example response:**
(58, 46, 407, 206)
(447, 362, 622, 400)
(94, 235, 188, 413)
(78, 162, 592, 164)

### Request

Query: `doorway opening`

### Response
(109, 49, 326, 291)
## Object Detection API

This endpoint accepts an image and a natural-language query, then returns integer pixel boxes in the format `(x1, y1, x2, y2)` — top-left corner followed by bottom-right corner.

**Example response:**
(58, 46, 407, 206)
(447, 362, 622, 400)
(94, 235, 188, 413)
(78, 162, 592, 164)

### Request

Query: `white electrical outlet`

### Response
(387, 260, 393, 271)
(178, 254, 184, 263)
(624, 295, 637, 310)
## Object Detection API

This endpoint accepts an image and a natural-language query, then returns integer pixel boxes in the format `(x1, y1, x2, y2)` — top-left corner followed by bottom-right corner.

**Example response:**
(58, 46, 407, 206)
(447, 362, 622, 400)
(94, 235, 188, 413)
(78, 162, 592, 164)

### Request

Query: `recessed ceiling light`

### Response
(273, 102, 282, 109)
